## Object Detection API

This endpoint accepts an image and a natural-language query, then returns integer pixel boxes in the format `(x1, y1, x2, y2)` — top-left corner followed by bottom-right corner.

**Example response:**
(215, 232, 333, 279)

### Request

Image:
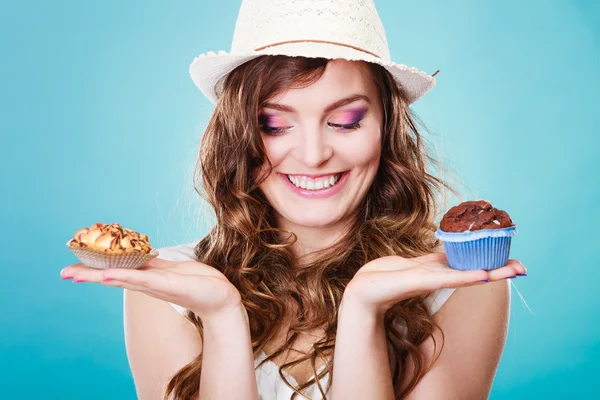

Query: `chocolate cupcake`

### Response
(435, 200, 517, 270)
(66, 222, 158, 269)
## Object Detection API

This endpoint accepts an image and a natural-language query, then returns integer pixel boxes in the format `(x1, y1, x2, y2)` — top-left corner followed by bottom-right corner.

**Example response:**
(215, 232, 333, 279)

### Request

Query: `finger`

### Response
(68, 266, 174, 298)
(438, 269, 490, 288)
(61, 263, 90, 279)
(463, 280, 490, 287)
(138, 258, 219, 277)
(61, 259, 172, 279)
(99, 278, 168, 297)
(390, 267, 488, 293)
(69, 266, 163, 285)
(363, 253, 448, 272)
(71, 266, 105, 282)
(485, 260, 526, 280)
(101, 268, 178, 294)
(138, 257, 177, 270)
(424, 258, 525, 278)
(507, 259, 527, 275)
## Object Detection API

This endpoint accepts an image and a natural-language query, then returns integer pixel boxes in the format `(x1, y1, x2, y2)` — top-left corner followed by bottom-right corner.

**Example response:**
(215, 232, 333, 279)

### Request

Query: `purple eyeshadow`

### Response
(258, 113, 287, 128)
(330, 107, 368, 125)
(258, 106, 368, 133)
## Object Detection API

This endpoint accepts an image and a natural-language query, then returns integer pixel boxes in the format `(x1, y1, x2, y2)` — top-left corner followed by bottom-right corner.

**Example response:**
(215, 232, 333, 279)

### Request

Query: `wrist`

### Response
(201, 303, 252, 360)
(339, 292, 386, 325)
(195, 300, 248, 328)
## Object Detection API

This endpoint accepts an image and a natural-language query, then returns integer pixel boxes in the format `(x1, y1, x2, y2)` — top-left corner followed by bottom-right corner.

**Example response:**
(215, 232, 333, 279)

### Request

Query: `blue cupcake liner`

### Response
(435, 225, 517, 271)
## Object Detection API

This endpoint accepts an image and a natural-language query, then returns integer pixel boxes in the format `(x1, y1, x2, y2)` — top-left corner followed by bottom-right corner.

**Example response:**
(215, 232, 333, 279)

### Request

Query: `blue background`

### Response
(1, 0, 598, 398)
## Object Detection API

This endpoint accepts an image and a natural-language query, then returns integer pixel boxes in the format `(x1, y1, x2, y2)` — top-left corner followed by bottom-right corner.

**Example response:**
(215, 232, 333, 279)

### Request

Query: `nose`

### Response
(298, 128, 333, 168)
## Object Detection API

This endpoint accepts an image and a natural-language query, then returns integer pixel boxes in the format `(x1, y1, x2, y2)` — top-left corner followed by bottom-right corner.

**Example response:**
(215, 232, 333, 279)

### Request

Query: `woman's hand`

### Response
(344, 252, 527, 315)
(60, 258, 242, 321)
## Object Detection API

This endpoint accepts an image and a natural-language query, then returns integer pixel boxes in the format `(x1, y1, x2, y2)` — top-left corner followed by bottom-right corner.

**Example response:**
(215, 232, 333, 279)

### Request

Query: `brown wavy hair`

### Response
(164, 55, 459, 399)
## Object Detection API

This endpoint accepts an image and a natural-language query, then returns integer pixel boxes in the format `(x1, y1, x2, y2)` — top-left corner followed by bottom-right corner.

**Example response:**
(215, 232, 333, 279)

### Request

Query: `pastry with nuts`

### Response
(67, 222, 158, 269)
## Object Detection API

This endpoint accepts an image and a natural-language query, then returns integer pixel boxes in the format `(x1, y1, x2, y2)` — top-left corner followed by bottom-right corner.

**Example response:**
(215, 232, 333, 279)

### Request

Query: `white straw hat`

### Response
(189, 0, 437, 105)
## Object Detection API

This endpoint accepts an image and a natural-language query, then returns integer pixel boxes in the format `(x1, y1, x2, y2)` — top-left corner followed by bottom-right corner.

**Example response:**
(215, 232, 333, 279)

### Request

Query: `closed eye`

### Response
(259, 125, 293, 135)
(258, 120, 363, 136)
(328, 121, 362, 131)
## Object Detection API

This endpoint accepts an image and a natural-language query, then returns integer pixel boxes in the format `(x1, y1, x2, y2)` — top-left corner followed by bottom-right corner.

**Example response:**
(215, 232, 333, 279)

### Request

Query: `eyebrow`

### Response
(262, 94, 371, 114)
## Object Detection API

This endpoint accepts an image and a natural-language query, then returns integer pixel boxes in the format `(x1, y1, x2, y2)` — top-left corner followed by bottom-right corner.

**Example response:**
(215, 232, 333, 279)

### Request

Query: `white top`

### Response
(157, 243, 455, 400)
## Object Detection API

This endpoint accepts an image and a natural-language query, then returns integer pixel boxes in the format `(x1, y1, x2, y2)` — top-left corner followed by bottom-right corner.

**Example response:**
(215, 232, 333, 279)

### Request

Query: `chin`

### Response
(280, 207, 345, 228)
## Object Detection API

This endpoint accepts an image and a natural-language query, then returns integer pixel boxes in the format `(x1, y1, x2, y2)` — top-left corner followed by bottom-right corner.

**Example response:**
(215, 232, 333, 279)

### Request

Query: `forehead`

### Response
(269, 59, 377, 110)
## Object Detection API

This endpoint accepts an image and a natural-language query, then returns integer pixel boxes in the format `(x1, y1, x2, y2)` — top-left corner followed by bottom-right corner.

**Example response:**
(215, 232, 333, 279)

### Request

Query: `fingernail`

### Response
(102, 277, 113, 282)
(61, 276, 73, 280)
(73, 279, 85, 283)
(481, 280, 489, 282)
(507, 276, 516, 279)
(517, 273, 527, 277)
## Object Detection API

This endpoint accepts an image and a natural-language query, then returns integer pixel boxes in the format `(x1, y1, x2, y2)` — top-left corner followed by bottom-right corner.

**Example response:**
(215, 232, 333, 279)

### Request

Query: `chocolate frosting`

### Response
(440, 200, 513, 232)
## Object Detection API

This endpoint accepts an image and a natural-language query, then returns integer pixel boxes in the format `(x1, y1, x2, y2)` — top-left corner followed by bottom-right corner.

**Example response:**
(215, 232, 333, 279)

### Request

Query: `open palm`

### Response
(60, 258, 241, 319)
(345, 252, 527, 313)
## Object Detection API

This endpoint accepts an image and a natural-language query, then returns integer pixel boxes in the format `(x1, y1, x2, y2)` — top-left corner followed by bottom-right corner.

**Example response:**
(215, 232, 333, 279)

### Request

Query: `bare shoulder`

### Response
(437, 278, 510, 323)
(406, 280, 511, 399)
(432, 279, 510, 361)
(124, 289, 203, 399)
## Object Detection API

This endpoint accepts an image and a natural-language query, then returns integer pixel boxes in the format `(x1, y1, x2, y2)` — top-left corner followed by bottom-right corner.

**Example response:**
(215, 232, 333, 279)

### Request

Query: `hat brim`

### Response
(189, 41, 436, 105)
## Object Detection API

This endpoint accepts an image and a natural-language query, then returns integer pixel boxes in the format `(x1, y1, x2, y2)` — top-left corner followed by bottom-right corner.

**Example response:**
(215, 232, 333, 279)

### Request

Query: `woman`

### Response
(60, 1, 526, 399)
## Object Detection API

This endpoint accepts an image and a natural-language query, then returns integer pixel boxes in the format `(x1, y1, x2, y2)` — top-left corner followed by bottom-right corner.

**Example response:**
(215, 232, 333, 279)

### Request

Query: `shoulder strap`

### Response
(423, 288, 456, 315)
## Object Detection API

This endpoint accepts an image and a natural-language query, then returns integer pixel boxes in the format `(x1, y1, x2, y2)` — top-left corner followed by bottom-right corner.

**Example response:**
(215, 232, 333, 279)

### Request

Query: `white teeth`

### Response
(287, 173, 342, 190)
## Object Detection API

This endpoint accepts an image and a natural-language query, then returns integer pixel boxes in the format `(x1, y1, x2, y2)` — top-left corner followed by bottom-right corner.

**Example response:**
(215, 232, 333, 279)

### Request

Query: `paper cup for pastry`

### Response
(435, 226, 518, 271)
(66, 244, 159, 269)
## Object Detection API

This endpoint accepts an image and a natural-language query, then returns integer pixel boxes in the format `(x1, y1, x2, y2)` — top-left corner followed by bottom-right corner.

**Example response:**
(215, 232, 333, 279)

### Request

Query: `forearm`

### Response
(330, 295, 395, 400)
(199, 304, 259, 400)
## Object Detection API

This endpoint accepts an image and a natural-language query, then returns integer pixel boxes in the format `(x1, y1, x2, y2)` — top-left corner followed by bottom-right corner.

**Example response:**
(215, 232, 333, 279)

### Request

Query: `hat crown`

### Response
(230, 0, 391, 60)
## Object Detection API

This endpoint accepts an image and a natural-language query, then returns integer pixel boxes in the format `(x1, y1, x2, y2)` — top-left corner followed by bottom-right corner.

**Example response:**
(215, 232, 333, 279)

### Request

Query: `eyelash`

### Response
(259, 120, 363, 135)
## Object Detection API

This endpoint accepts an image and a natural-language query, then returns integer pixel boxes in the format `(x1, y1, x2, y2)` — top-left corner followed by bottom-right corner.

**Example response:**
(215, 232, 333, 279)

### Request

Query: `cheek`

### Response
(262, 137, 289, 167)
(339, 128, 381, 165)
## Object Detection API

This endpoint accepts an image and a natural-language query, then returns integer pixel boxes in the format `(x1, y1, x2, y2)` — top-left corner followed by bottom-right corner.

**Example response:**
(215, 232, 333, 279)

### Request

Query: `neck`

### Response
(275, 215, 354, 267)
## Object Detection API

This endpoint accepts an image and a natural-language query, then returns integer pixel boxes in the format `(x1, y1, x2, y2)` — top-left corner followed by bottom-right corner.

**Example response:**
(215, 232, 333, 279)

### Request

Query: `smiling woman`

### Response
(60, 0, 527, 399)
(135, 48, 522, 398)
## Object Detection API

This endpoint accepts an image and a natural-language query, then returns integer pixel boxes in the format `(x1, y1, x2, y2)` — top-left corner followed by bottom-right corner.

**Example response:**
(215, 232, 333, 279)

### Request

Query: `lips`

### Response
(285, 172, 344, 179)
(278, 170, 350, 198)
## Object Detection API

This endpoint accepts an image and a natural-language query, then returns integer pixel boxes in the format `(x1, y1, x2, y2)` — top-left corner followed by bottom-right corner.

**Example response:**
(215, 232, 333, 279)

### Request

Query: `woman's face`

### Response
(257, 60, 383, 230)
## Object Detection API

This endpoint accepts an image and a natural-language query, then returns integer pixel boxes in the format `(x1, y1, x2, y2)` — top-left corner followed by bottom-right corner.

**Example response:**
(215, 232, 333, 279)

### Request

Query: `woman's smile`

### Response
(278, 170, 350, 198)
